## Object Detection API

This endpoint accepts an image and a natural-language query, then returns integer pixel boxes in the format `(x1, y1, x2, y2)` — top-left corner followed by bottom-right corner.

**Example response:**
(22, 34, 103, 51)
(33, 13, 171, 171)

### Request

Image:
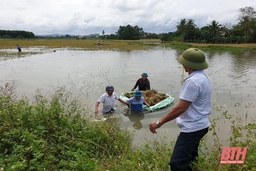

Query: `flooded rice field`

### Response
(0, 47, 256, 146)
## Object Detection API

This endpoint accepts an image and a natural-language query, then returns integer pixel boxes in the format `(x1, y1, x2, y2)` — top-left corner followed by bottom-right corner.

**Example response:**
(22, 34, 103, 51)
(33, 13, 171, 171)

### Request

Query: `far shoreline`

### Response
(1, 38, 256, 51)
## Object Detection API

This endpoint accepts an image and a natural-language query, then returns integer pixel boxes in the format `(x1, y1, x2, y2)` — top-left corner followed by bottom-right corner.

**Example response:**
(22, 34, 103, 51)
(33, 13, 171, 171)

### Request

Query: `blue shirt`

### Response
(176, 70, 212, 132)
(127, 97, 145, 111)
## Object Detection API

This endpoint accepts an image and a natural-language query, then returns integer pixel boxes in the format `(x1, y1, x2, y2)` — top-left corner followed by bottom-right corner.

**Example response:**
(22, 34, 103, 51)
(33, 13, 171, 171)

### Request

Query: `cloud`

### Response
(1, 0, 256, 35)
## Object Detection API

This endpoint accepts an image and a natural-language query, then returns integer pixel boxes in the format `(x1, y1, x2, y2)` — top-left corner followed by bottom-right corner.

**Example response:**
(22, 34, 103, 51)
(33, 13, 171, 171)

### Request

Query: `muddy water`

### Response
(0, 48, 256, 146)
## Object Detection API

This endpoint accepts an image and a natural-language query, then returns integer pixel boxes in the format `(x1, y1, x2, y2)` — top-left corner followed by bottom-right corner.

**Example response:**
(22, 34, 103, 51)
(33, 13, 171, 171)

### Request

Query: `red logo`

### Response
(220, 147, 247, 164)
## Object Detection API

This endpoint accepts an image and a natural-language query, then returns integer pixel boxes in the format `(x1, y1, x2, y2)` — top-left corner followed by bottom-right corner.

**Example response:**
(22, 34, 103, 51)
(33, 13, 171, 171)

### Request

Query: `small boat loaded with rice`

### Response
(120, 89, 175, 112)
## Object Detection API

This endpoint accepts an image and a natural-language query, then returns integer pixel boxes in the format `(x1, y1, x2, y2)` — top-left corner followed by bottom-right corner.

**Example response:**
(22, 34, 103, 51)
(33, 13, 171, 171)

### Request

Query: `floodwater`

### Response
(0, 47, 256, 146)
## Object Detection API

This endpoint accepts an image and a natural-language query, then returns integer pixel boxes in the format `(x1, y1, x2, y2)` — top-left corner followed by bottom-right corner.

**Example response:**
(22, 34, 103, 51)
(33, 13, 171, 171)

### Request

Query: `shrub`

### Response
(0, 83, 133, 170)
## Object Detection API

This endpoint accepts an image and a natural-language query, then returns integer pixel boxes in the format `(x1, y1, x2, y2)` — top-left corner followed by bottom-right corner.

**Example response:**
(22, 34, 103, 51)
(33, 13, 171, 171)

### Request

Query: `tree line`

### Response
(0, 30, 35, 39)
(160, 6, 256, 43)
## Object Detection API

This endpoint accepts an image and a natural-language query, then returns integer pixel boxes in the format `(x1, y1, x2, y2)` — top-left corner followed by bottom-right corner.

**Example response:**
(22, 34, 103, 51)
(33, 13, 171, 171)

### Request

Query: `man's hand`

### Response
(95, 109, 99, 116)
(149, 121, 159, 134)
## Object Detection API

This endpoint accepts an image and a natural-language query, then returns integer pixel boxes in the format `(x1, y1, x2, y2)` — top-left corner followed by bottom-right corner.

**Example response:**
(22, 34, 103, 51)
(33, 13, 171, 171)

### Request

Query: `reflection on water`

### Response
(122, 108, 149, 130)
(0, 48, 256, 146)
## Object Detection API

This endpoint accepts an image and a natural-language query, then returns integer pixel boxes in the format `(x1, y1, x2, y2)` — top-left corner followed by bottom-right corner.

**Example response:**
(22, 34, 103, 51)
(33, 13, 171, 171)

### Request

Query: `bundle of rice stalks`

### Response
(143, 89, 168, 106)
(124, 92, 134, 98)
(124, 89, 168, 106)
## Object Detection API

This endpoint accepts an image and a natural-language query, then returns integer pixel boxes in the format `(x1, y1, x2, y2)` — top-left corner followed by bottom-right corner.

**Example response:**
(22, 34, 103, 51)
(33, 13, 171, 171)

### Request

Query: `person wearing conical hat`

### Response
(149, 48, 212, 171)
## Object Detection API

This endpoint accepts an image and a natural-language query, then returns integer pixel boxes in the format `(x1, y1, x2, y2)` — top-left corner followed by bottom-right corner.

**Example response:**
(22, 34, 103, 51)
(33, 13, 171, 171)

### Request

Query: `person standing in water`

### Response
(126, 91, 150, 111)
(131, 73, 150, 91)
(17, 45, 21, 52)
(95, 85, 128, 115)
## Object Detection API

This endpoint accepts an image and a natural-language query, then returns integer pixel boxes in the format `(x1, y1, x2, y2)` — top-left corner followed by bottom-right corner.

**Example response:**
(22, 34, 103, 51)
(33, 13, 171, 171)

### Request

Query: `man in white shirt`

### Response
(95, 85, 128, 115)
(149, 48, 212, 171)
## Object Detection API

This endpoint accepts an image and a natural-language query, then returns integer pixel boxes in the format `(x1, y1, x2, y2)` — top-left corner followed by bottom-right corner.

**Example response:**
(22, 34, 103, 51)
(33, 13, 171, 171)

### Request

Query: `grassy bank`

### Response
(0, 39, 163, 51)
(168, 42, 256, 52)
(0, 83, 256, 171)
(1, 39, 256, 52)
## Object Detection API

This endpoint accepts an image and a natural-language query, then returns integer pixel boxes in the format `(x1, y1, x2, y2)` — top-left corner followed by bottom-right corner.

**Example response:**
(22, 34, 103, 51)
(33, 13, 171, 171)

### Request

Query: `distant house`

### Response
(78, 35, 86, 39)
(87, 34, 100, 38)
(143, 32, 159, 39)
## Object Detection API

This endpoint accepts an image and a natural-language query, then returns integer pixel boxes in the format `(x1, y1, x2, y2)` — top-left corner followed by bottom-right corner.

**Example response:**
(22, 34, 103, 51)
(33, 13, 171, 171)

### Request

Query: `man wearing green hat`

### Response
(149, 48, 212, 171)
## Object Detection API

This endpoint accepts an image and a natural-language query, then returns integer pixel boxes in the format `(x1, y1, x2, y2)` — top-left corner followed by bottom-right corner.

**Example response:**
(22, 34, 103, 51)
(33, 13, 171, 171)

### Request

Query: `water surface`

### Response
(1, 48, 255, 146)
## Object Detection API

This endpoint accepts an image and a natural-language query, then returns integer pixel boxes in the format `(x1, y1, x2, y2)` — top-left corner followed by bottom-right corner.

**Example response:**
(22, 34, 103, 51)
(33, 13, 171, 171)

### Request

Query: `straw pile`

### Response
(124, 89, 168, 106)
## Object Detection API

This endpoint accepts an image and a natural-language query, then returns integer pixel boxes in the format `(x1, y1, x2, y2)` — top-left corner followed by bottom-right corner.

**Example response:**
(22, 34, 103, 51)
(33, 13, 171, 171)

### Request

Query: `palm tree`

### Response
(102, 30, 105, 39)
(208, 20, 222, 43)
(238, 6, 256, 42)
(176, 19, 187, 36)
(176, 19, 197, 41)
(186, 19, 196, 30)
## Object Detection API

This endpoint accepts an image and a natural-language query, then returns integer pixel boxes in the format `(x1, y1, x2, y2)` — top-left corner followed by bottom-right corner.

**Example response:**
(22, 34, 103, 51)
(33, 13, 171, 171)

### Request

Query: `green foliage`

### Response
(0, 30, 35, 39)
(117, 25, 144, 40)
(0, 83, 133, 170)
(168, 42, 254, 52)
(170, 6, 256, 43)
(97, 139, 174, 171)
(193, 104, 256, 171)
(167, 42, 193, 50)
(2, 35, 11, 38)
(105, 34, 118, 39)
(197, 45, 245, 52)
(159, 32, 173, 41)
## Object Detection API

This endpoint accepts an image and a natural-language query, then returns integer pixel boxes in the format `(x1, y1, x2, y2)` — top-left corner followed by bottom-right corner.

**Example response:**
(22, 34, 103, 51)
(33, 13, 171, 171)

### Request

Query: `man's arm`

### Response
(95, 101, 100, 116)
(147, 80, 150, 90)
(143, 100, 150, 107)
(149, 99, 191, 133)
(132, 79, 139, 91)
(118, 98, 130, 107)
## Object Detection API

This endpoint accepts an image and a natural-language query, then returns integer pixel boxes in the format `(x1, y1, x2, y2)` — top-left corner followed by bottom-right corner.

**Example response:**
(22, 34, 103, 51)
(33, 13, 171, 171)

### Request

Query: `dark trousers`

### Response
(169, 127, 208, 171)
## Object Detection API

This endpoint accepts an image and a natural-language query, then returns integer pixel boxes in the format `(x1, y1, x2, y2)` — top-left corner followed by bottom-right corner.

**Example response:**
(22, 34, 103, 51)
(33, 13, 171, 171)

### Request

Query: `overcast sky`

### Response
(1, 0, 256, 35)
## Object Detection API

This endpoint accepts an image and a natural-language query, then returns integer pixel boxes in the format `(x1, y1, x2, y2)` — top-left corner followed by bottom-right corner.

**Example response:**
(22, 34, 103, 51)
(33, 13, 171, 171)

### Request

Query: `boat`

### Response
(120, 91, 175, 112)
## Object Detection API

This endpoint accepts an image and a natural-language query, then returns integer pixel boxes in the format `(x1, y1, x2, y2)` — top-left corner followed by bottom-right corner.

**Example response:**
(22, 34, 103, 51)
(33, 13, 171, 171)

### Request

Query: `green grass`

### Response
(2, 38, 256, 52)
(0, 39, 165, 51)
(167, 42, 256, 52)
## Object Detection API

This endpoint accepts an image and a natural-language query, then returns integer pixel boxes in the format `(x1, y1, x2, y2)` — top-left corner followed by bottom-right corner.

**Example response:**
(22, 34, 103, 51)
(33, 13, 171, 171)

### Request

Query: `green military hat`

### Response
(177, 48, 208, 70)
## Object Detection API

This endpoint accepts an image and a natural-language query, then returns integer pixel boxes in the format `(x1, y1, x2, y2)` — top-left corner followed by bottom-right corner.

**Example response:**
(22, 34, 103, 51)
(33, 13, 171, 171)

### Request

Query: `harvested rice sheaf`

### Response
(124, 92, 134, 98)
(124, 89, 168, 106)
